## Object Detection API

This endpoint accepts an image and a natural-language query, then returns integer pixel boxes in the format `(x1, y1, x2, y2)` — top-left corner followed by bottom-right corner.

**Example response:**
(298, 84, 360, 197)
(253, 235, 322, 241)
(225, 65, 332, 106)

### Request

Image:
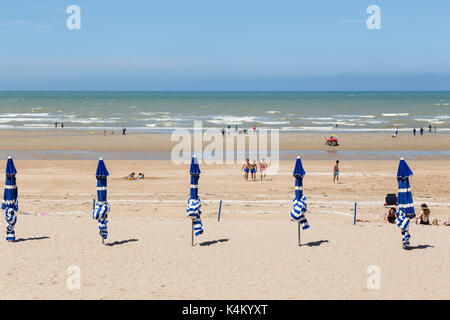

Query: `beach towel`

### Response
(291, 195, 309, 230)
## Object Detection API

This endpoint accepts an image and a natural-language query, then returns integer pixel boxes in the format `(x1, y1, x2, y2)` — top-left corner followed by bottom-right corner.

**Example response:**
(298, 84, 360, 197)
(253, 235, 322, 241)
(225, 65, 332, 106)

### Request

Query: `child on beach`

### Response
(259, 159, 267, 180)
(242, 159, 250, 181)
(250, 161, 257, 181)
(415, 203, 431, 225)
(333, 160, 339, 183)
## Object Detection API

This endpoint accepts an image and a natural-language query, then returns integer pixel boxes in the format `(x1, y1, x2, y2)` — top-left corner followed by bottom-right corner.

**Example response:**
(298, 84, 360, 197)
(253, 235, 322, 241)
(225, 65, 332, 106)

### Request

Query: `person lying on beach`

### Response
(259, 159, 267, 180)
(138, 173, 144, 179)
(415, 203, 431, 225)
(384, 207, 397, 224)
(128, 172, 136, 180)
(242, 159, 250, 181)
(250, 161, 257, 181)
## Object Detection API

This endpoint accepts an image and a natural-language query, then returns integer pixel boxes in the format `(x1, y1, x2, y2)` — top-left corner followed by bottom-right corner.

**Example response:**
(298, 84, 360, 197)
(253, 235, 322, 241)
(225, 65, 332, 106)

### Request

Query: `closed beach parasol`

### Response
(2, 156, 18, 242)
(290, 156, 309, 246)
(396, 157, 415, 248)
(93, 157, 110, 243)
(186, 155, 203, 246)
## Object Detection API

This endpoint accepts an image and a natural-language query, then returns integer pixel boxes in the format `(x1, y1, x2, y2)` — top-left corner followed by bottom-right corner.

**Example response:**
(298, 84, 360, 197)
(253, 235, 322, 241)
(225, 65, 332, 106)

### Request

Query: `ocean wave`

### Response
(266, 110, 280, 114)
(0, 113, 50, 118)
(382, 113, 409, 117)
(207, 116, 256, 125)
(257, 121, 290, 125)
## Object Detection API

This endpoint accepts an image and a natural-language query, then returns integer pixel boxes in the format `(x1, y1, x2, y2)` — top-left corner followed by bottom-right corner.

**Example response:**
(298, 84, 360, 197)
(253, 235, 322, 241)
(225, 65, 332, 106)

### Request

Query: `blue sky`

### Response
(0, 0, 449, 90)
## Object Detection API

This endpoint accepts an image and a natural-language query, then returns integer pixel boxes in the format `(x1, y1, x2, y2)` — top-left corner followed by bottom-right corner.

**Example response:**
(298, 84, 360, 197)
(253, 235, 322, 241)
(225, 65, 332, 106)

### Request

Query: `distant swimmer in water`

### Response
(250, 161, 257, 181)
(241, 159, 250, 181)
(259, 158, 267, 181)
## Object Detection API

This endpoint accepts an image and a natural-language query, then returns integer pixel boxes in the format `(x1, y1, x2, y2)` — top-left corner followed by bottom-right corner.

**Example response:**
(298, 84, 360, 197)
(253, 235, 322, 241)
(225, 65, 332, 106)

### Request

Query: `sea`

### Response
(0, 91, 449, 133)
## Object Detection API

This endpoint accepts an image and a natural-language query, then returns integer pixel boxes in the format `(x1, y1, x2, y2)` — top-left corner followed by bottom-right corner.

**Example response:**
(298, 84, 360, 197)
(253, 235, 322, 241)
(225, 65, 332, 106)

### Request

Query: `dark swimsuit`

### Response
(420, 217, 430, 225)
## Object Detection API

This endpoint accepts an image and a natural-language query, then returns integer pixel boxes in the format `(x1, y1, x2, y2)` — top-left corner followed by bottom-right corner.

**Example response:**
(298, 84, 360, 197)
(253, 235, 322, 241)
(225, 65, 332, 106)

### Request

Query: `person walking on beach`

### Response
(413, 128, 416, 136)
(242, 159, 250, 181)
(259, 158, 267, 181)
(122, 127, 126, 135)
(333, 160, 340, 183)
(55, 122, 58, 128)
(61, 122, 64, 128)
(395, 126, 399, 135)
(420, 127, 424, 135)
(250, 161, 257, 181)
(428, 124, 432, 133)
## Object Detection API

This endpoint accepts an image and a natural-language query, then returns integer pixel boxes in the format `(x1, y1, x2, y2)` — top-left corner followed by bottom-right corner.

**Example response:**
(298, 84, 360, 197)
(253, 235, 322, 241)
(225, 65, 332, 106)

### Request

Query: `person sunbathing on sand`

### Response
(415, 203, 431, 225)
(242, 159, 250, 181)
(384, 207, 397, 224)
(128, 172, 136, 180)
(138, 172, 144, 179)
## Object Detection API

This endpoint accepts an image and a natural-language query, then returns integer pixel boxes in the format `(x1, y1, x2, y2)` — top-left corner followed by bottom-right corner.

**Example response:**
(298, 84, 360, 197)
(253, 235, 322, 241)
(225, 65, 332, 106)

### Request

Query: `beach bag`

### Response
(385, 193, 397, 206)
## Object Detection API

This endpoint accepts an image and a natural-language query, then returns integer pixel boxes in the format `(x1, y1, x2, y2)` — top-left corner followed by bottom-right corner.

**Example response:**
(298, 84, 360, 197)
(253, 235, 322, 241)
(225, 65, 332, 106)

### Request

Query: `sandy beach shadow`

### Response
(303, 239, 329, 247)
(199, 239, 229, 246)
(404, 244, 434, 251)
(14, 236, 50, 242)
(105, 239, 139, 247)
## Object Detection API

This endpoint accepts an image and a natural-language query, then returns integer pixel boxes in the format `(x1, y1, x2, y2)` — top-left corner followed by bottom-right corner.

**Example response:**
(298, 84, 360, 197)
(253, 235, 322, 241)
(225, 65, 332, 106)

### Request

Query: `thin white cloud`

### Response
(0, 19, 53, 29)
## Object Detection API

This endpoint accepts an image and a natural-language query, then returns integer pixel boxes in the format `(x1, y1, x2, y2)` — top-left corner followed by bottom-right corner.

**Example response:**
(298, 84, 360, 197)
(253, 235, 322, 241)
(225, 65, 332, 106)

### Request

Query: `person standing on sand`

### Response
(413, 128, 416, 136)
(259, 158, 267, 181)
(241, 159, 250, 181)
(250, 161, 257, 181)
(61, 122, 64, 128)
(420, 127, 424, 135)
(333, 160, 339, 183)
(55, 122, 58, 128)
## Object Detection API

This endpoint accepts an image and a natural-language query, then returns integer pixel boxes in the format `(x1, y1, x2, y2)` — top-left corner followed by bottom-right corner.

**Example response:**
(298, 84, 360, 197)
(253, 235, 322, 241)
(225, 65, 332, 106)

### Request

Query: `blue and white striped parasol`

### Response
(396, 157, 414, 247)
(290, 156, 309, 230)
(186, 155, 203, 237)
(2, 156, 18, 241)
(93, 157, 110, 240)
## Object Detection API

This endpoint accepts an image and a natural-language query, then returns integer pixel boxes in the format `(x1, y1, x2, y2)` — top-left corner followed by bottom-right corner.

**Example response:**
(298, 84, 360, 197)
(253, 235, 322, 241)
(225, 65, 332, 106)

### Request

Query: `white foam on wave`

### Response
(257, 121, 290, 125)
(382, 113, 409, 117)
(0, 113, 50, 118)
(207, 116, 256, 125)
(266, 110, 280, 114)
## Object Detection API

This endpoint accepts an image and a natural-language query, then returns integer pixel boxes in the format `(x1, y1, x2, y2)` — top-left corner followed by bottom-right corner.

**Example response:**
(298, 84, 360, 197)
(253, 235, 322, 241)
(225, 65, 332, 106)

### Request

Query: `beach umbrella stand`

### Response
(290, 156, 309, 246)
(2, 156, 18, 242)
(93, 157, 110, 245)
(186, 156, 204, 246)
(396, 157, 415, 249)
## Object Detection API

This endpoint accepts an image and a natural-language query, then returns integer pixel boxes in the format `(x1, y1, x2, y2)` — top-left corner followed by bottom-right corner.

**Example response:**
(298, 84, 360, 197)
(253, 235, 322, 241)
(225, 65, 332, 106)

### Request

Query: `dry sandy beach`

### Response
(0, 153, 449, 299)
